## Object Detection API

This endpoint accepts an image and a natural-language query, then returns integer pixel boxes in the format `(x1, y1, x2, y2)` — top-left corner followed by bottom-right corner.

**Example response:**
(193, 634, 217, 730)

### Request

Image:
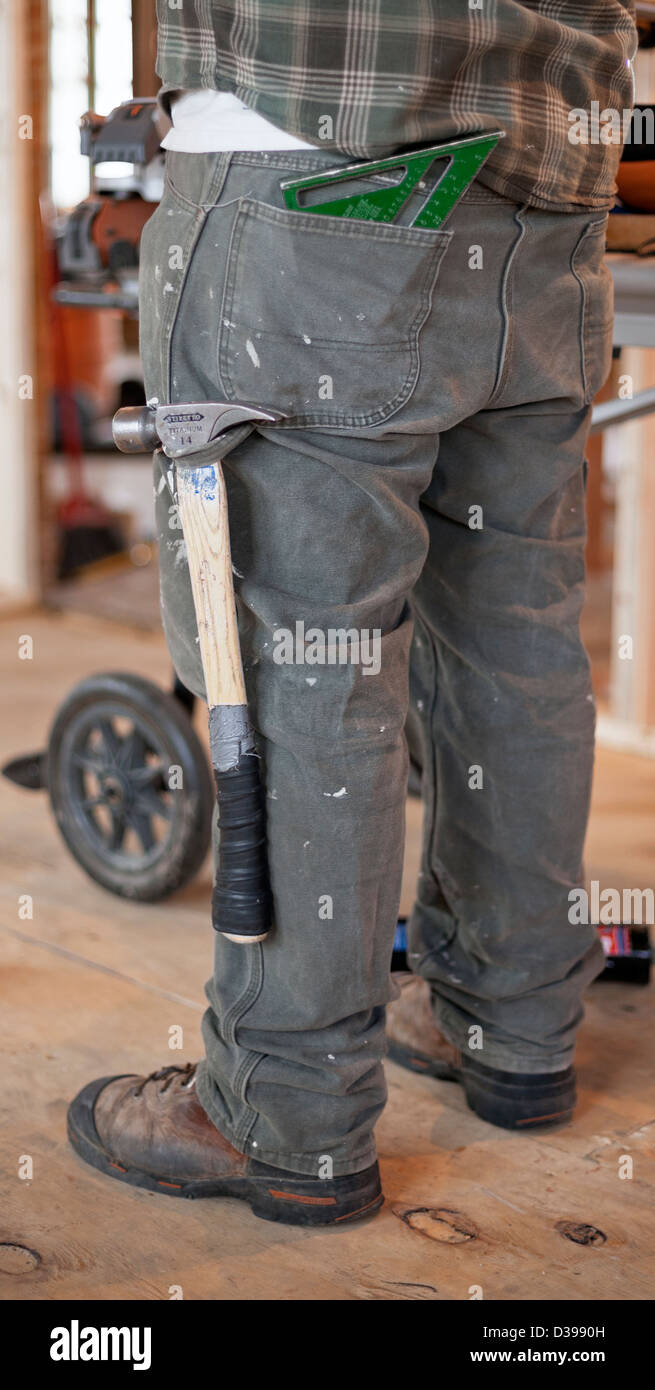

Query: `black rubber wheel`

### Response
(47, 673, 213, 900)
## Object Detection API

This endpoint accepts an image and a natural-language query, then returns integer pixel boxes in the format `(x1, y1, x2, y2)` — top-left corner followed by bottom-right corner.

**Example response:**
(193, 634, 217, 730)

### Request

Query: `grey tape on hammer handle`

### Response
(209, 704, 257, 773)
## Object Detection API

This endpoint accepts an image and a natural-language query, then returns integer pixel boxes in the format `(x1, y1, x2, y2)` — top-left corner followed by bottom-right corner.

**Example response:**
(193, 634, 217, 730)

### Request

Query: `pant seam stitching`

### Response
(222, 942, 264, 1044)
(163, 154, 232, 399)
(234, 1051, 267, 1149)
(486, 203, 528, 408)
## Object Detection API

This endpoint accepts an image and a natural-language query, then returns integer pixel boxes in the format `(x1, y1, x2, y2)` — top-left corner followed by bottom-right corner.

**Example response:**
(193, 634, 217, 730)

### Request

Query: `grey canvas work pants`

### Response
(139, 148, 612, 1177)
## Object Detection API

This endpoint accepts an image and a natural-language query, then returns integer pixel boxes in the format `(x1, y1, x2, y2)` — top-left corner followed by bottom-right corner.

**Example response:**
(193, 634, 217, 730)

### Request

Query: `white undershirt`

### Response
(162, 90, 318, 153)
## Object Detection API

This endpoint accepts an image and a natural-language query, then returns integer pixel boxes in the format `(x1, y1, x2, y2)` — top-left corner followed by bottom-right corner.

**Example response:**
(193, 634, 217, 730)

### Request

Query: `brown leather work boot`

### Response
(386, 973, 576, 1130)
(67, 1063, 383, 1226)
(386, 972, 461, 1080)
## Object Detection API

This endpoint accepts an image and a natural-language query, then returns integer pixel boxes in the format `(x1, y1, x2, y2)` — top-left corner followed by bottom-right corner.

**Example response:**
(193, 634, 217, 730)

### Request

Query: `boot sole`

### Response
(67, 1077, 383, 1227)
(388, 1043, 575, 1130)
(461, 1061, 576, 1130)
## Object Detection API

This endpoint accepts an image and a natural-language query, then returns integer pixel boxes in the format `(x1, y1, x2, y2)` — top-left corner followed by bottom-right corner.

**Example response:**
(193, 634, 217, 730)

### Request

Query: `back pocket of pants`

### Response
(217, 197, 452, 428)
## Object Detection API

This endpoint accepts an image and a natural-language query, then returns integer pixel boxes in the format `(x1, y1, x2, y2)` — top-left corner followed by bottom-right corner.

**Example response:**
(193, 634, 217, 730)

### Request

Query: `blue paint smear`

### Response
(185, 464, 217, 502)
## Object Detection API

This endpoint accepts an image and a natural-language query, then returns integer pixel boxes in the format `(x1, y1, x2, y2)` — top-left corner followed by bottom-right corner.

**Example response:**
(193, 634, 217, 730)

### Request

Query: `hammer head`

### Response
(112, 405, 160, 453)
(113, 402, 286, 457)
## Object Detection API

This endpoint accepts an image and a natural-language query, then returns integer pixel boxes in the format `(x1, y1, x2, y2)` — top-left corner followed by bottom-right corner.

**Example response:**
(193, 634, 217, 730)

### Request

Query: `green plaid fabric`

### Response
(156, 1, 638, 211)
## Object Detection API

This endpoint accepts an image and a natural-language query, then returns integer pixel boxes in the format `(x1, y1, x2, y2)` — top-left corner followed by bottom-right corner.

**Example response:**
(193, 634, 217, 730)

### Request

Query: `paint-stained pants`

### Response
(139, 149, 612, 1176)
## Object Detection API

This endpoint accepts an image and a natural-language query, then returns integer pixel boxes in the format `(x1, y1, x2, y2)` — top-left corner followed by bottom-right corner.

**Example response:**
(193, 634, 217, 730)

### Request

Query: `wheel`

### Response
(47, 673, 213, 900)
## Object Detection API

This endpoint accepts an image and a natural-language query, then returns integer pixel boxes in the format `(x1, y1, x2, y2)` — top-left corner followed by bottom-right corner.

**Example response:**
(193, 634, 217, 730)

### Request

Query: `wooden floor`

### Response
(1, 610, 654, 1301)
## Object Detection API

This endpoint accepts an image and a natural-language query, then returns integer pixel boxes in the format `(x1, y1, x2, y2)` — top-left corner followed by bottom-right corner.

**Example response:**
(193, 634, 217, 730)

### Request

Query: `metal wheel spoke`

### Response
(80, 795, 107, 811)
(127, 810, 156, 853)
(72, 752, 106, 775)
(98, 719, 122, 765)
(119, 728, 149, 772)
(108, 809, 127, 851)
(135, 789, 173, 822)
(129, 760, 167, 788)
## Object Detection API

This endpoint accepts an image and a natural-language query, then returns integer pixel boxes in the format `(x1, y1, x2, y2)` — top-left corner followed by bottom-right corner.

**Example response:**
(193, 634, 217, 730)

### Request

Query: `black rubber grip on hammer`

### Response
(211, 752, 272, 938)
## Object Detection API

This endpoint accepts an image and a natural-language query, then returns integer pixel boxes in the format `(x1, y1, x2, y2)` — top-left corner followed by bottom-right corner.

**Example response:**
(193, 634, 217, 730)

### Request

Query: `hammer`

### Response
(113, 401, 285, 943)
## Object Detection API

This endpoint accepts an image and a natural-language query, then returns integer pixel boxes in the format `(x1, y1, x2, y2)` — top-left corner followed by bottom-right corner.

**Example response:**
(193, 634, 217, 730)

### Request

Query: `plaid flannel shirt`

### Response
(155, 1, 638, 212)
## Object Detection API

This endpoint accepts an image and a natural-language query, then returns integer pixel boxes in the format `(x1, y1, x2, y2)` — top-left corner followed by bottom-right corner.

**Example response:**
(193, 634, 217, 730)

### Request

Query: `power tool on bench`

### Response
(49, 99, 167, 571)
(54, 97, 165, 314)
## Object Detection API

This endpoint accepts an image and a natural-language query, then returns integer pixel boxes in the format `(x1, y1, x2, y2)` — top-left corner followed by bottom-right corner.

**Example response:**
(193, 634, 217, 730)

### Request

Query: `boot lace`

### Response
(132, 1062, 197, 1098)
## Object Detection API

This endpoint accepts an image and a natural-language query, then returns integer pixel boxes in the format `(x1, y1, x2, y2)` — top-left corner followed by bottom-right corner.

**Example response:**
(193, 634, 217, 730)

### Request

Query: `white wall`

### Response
(0, 0, 39, 600)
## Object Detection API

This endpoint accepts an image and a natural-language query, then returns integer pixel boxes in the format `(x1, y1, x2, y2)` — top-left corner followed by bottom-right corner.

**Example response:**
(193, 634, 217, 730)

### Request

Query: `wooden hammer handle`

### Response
(176, 460, 272, 943)
(176, 461, 246, 708)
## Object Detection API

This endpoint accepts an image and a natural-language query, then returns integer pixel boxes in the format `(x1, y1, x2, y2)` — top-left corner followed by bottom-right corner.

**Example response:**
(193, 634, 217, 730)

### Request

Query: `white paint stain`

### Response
(305, 677, 317, 686)
(166, 537, 187, 566)
(246, 338, 261, 368)
(323, 787, 347, 798)
(164, 282, 176, 294)
(303, 334, 312, 344)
